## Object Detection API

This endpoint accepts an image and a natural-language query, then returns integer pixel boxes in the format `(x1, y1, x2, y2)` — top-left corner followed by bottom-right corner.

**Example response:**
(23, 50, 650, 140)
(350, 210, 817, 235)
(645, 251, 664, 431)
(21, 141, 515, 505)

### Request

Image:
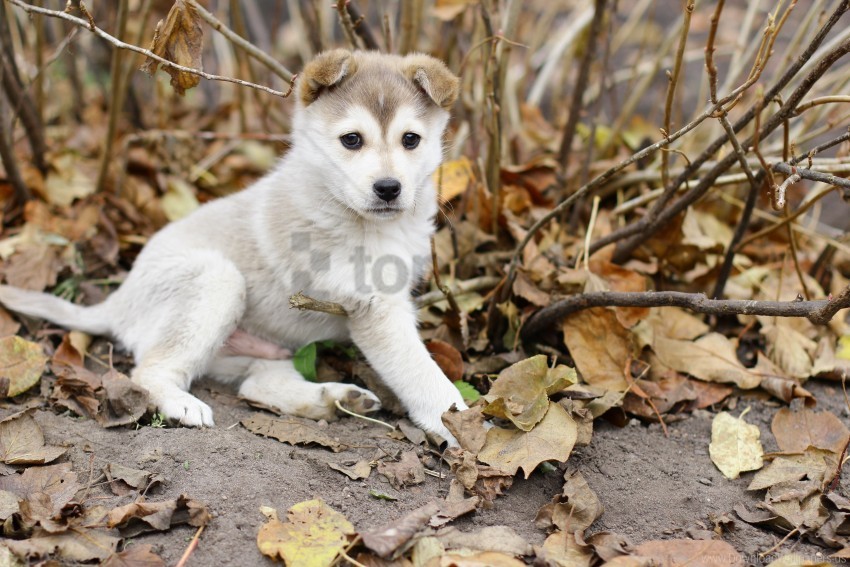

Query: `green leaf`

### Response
(453, 380, 480, 403)
(293, 343, 318, 382)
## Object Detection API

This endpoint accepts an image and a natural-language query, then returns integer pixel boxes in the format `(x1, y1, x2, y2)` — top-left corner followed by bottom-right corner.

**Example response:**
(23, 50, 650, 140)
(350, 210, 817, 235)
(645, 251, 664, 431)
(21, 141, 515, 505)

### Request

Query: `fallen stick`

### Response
(521, 284, 850, 339)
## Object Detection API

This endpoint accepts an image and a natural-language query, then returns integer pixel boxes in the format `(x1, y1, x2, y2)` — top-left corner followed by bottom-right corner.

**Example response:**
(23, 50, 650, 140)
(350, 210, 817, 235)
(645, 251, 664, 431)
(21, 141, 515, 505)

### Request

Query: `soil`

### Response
(3, 375, 848, 566)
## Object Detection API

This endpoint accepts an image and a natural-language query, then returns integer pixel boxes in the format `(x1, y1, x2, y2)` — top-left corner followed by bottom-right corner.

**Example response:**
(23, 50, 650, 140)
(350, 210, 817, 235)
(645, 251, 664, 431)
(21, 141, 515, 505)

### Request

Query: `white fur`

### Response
(0, 53, 467, 444)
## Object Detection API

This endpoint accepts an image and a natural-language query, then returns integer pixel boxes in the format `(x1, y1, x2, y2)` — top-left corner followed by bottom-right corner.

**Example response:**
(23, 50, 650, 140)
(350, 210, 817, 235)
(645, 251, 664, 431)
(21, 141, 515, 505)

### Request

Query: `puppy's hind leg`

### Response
(128, 252, 246, 427)
(208, 357, 381, 421)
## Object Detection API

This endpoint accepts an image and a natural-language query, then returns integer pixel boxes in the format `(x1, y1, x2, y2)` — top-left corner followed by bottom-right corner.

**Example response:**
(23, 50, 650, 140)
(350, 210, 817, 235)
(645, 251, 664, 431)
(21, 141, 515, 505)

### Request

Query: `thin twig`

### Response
(0, 80, 29, 206)
(4, 0, 293, 97)
(289, 292, 348, 317)
(521, 285, 850, 339)
(334, 400, 395, 430)
(175, 525, 204, 567)
(793, 94, 850, 115)
(660, 0, 694, 189)
(334, 0, 360, 49)
(345, 1, 380, 50)
(187, 0, 293, 82)
(95, 0, 129, 193)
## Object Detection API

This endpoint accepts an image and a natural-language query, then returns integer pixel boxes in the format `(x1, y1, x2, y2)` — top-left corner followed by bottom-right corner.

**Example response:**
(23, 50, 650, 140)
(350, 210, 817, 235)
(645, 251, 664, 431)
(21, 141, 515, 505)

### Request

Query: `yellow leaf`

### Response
(256, 500, 354, 566)
(161, 178, 200, 222)
(478, 402, 577, 479)
(434, 157, 474, 202)
(708, 411, 764, 480)
(650, 332, 761, 389)
(44, 153, 96, 207)
(0, 336, 48, 397)
(838, 335, 850, 360)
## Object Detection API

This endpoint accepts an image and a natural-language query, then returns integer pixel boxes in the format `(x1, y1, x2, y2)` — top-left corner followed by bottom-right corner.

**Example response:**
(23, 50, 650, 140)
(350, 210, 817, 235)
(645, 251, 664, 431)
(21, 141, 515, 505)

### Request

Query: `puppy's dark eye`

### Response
(402, 132, 421, 150)
(340, 132, 363, 150)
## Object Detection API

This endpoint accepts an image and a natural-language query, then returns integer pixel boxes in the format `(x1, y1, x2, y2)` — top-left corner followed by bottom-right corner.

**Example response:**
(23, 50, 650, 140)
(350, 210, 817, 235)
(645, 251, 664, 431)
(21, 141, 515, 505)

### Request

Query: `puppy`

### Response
(0, 50, 468, 444)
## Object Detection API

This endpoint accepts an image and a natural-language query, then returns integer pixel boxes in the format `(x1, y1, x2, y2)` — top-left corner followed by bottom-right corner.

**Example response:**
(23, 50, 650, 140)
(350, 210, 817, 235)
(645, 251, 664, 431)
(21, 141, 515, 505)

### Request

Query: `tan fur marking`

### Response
(299, 49, 356, 105)
(401, 54, 460, 109)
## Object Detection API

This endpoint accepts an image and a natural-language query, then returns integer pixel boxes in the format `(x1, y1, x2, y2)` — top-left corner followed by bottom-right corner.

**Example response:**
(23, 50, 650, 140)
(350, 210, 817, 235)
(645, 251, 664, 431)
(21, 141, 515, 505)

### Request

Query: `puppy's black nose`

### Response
(373, 178, 401, 202)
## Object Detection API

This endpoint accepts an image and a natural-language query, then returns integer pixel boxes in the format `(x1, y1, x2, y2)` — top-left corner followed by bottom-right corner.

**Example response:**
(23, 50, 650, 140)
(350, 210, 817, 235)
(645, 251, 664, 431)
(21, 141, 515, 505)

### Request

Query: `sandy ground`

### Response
(3, 375, 847, 566)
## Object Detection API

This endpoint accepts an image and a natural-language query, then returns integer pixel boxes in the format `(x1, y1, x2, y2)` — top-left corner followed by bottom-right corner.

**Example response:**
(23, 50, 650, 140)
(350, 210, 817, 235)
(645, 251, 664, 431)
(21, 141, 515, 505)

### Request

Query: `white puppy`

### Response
(0, 50, 468, 443)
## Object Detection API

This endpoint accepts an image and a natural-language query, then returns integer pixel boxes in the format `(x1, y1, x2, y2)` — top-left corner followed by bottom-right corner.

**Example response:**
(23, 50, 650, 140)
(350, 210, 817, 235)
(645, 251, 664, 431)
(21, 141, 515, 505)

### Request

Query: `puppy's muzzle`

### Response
(373, 178, 401, 202)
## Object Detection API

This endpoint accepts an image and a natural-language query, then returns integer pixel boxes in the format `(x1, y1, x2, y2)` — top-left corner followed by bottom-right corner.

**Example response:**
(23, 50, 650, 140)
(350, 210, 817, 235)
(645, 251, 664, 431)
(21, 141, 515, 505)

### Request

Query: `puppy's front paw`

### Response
(156, 390, 215, 427)
(322, 383, 382, 416)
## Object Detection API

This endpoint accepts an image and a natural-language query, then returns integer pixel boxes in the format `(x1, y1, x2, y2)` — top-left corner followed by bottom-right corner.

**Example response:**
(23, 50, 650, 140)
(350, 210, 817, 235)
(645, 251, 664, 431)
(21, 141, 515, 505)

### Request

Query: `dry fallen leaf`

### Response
(562, 308, 634, 391)
(434, 525, 532, 556)
(771, 407, 850, 456)
(533, 530, 594, 567)
(709, 411, 764, 480)
(483, 355, 576, 431)
(376, 451, 426, 489)
(257, 500, 355, 565)
(634, 539, 743, 567)
(102, 544, 165, 567)
(107, 494, 210, 537)
(427, 339, 465, 383)
(650, 332, 761, 389)
(328, 459, 372, 480)
(362, 502, 439, 558)
(478, 402, 577, 478)
(0, 462, 79, 523)
(442, 405, 489, 454)
(3, 530, 120, 563)
(435, 156, 474, 200)
(140, 0, 204, 95)
(241, 413, 346, 452)
(535, 470, 603, 534)
(748, 448, 841, 492)
(0, 411, 66, 465)
(0, 336, 48, 397)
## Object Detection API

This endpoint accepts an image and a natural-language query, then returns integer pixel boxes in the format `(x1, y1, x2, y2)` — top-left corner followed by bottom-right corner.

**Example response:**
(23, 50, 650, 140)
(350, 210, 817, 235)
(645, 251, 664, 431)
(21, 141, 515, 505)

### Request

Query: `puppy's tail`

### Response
(0, 285, 112, 336)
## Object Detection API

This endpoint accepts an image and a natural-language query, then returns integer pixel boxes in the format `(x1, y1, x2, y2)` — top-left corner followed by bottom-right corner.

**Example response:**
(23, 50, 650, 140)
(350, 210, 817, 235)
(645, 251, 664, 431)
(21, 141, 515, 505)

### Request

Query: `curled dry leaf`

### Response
(0, 336, 48, 397)
(633, 539, 744, 567)
(241, 413, 345, 452)
(434, 525, 532, 556)
(535, 470, 603, 534)
(483, 355, 576, 431)
(478, 402, 577, 479)
(257, 500, 355, 566)
(376, 451, 426, 489)
(748, 448, 841, 492)
(103, 463, 163, 496)
(107, 494, 210, 537)
(709, 412, 764, 480)
(140, 0, 204, 95)
(426, 339, 464, 382)
(534, 530, 594, 567)
(102, 544, 165, 567)
(328, 459, 372, 480)
(362, 502, 439, 558)
(0, 410, 66, 465)
(429, 496, 480, 528)
(442, 405, 489, 454)
(3, 530, 120, 563)
(771, 407, 850, 456)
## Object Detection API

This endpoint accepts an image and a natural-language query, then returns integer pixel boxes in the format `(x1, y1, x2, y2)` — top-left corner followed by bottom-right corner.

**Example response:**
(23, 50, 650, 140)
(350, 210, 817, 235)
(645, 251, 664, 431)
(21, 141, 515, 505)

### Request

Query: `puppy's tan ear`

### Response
(299, 49, 356, 105)
(402, 54, 460, 109)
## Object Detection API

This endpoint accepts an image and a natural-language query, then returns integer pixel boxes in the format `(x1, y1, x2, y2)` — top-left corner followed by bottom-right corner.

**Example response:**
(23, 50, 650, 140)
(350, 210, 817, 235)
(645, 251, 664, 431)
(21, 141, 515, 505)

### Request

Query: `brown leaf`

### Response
(431, 0, 478, 21)
(434, 525, 532, 556)
(772, 408, 850, 455)
(0, 336, 48, 397)
(427, 339, 464, 383)
(688, 379, 734, 409)
(376, 451, 425, 489)
(634, 539, 743, 567)
(0, 462, 79, 521)
(622, 374, 696, 419)
(98, 369, 149, 427)
(429, 497, 479, 528)
(362, 502, 439, 558)
(562, 308, 634, 391)
(1, 227, 65, 291)
(588, 259, 649, 328)
(241, 413, 346, 452)
(107, 495, 210, 537)
(103, 463, 163, 496)
(650, 333, 761, 389)
(433, 551, 527, 566)
(4, 530, 120, 562)
(478, 402, 577, 478)
(102, 544, 165, 567)
(759, 374, 815, 407)
(442, 405, 489, 454)
(0, 307, 20, 338)
(533, 530, 594, 567)
(140, 0, 204, 95)
(0, 410, 66, 465)
(483, 355, 576, 431)
(748, 448, 841, 492)
(535, 470, 602, 534)
(328, 460, 372, 480)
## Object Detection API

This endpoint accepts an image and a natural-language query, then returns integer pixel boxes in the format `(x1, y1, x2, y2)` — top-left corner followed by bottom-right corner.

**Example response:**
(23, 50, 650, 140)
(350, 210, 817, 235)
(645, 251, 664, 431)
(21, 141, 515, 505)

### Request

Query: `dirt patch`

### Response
(3, 377, 846, 565)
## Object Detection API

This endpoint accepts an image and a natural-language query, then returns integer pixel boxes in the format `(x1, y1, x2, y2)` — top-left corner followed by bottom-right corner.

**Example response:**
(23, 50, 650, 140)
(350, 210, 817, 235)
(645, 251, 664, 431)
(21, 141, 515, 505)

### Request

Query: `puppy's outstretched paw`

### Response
(157, 390, 215, 427)
(324, 384, 382, 415)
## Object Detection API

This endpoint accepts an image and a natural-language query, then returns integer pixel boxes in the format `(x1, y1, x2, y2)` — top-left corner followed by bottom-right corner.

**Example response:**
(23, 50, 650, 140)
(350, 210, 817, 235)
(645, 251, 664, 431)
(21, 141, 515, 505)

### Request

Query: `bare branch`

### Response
(521, 285, 850, 340)
(4, 0, 293, 98)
